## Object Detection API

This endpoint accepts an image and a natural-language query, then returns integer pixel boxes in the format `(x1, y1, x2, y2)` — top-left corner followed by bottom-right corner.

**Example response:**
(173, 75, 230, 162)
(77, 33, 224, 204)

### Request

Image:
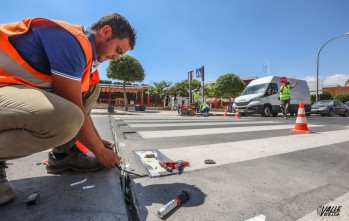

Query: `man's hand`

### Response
(102, 139, 114, 150)
(95, 148, 120, 169)
(292, 81, 298, 88)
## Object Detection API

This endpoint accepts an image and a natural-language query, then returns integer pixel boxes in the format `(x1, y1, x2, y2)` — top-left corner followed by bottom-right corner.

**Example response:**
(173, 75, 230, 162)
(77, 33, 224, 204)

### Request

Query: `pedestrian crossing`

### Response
(115, 115, 349, 221)
(117, 116, 346, 171)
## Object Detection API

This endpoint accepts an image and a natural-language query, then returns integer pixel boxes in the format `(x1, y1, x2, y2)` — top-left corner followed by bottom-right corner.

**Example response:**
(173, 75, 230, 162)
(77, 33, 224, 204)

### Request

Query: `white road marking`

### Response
(122, 118, 249, 123)
(128, 121, 280, 128)
(297, 191, 349, 221)
(156, 129, 348, 171)
(138, 124, 322, 138)
(245, 214, 266, 221)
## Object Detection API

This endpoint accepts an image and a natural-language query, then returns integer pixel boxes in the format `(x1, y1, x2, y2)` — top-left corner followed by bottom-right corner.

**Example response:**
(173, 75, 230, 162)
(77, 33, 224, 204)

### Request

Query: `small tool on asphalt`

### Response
(159, 160, 190, 174)
(157, 190, 191, 218)
(204, 159, 216, 164)
(117, 165, 147, 177)
(25, 193, 40, 206)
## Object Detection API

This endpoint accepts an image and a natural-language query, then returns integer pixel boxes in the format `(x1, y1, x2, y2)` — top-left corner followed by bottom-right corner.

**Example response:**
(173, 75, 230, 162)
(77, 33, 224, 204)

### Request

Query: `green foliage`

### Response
(215, 73, 245, 100)
(106, 54, 145, 83)
(168, 79, 201, 97)
(150, 80, 172, 96)
(99, 80, 112, 84)
(334, 93, 349, 102)
(204, 82, 217, 98)
(311, 90, 333, 103)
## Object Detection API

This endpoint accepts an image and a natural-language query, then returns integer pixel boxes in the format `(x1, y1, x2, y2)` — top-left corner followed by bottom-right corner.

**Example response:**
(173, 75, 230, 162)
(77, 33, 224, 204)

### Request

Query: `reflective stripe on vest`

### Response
(201, 103, 209, 110)
(0, 18, 93, 92)
(280, 85, 291, 100)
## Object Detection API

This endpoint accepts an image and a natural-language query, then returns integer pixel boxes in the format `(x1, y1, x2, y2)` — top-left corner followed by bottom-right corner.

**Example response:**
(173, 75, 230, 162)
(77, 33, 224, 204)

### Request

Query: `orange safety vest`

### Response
(0, 18, 94, 92)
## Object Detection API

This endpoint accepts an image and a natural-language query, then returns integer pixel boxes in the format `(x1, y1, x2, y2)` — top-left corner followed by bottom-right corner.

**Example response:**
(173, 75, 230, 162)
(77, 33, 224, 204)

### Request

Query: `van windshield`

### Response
(241, 83, 268, 95)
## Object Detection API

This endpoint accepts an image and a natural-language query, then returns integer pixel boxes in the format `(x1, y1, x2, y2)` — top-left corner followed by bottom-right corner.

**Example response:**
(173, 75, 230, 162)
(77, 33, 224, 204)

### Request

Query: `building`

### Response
(323, 85, 349, 96)
(98, 84, 150, 106)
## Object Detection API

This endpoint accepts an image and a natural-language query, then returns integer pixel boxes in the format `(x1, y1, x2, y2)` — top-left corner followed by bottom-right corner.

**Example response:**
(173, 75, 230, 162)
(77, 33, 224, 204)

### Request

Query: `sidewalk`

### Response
(0, 115, 128, 221)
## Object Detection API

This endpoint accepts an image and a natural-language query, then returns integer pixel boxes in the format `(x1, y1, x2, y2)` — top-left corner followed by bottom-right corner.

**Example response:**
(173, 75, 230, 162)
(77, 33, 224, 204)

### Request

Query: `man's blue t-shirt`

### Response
(9, 19, 87, 81)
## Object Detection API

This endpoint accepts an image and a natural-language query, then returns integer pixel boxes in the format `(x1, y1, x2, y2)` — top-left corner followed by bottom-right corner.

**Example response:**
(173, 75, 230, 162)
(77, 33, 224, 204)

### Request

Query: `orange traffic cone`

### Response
(235, 107, 241, 119)
(290, 102, 312, 134)
(223, 108, 228, 117)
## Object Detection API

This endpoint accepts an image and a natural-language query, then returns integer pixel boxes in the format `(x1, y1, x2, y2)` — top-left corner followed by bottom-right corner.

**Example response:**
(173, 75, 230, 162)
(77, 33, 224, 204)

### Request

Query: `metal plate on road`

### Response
(135, 150, 177, 177)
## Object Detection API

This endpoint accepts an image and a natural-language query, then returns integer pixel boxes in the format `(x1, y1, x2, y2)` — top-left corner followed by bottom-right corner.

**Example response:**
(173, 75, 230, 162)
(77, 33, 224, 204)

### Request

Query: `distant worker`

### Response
(171, 93, 177, 111)
(200, 102, 210, 117)
(192, 89, 200, 113)
(279, 77, 298, 119)
(163, 93, 170, 107)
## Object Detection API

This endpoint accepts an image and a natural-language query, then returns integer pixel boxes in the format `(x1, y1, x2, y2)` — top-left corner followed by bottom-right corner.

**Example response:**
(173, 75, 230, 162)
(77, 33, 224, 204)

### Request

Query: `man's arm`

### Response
(89, 115, 114, 150)
(52, 74, 120, 168)
(280, 85, 284, 93)
(291, 81, 298, 89)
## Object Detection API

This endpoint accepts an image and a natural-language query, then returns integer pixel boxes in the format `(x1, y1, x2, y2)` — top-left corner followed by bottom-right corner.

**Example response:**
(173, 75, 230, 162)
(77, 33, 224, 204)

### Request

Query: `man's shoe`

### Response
(46, 145, 103, 173)
(0, 161, 15, 205)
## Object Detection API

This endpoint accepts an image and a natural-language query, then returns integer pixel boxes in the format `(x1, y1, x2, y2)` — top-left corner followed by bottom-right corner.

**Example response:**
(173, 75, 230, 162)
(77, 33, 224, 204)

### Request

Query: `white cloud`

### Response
(302, 74, 349, 86)
(323, 74, 349, 86)
(303, 75, 316, 82)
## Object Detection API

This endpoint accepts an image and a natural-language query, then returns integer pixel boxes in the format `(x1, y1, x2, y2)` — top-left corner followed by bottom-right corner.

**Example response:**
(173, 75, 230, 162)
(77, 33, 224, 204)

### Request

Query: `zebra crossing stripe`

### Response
(156, 129, 349, 172)
(138, 124, 323, 138)
(122, 118, 249, 123)
(128, 121, 280, 128)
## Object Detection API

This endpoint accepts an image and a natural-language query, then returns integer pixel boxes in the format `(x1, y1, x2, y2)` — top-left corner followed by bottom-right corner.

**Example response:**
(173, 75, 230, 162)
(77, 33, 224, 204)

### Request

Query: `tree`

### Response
(334, 93, 349, 103)
(168, 79, 201, 97)
(311, 90, 332, 104)
(150, 80, 172, 105)
(215, 73, 245, 104)
(107, 55, 145, 111)
(204, 82, 217, 98)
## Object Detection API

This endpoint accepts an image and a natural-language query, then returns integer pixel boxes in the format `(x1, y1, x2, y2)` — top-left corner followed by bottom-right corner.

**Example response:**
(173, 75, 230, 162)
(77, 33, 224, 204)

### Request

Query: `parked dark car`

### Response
(310, 100, 349, 117)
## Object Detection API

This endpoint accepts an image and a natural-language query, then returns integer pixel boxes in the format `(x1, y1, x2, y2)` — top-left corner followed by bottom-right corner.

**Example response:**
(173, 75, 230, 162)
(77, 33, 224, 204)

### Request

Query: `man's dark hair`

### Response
(91, 13, 137, 50)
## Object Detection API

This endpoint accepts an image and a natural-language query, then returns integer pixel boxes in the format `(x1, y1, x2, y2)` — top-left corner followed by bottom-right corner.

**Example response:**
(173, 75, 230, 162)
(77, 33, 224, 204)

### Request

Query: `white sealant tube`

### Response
(157, 190, 191, 218)
(157, 198, 179, 218)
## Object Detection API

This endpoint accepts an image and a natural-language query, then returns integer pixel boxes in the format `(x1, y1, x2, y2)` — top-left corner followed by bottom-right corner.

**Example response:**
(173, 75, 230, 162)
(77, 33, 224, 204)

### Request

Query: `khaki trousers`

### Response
(0, 84, 100, 160)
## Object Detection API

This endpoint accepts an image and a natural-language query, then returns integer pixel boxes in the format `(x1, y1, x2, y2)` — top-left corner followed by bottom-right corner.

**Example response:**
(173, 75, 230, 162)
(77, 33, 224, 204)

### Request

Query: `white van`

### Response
(234, 76, 311, 117)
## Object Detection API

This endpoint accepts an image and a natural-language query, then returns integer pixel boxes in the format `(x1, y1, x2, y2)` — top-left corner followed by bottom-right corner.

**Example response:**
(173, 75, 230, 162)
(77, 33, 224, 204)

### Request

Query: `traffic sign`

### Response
(196, 68, 202, 78)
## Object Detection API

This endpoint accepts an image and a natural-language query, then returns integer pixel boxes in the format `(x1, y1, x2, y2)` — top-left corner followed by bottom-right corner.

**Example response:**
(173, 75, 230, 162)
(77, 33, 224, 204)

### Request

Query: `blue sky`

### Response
(1, 0, 349, 86)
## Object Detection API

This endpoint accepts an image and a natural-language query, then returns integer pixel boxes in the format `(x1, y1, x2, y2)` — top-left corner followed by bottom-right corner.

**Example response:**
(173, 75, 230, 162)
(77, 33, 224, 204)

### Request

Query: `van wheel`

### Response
(342, 110, 348, 117)
(261, 105, 272, 117)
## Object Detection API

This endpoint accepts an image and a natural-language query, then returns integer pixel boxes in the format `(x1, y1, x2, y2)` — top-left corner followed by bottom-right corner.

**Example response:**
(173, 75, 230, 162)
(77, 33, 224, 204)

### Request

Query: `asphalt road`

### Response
(113, 112, 349, 221)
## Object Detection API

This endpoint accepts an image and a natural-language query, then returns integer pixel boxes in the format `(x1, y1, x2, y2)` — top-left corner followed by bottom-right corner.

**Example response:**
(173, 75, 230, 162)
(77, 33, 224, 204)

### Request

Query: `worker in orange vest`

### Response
(0, 13, 136, 205)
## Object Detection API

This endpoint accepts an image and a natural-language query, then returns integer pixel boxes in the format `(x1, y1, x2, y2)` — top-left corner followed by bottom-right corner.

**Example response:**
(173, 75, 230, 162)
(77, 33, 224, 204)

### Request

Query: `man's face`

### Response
(96, 37, 130, 63)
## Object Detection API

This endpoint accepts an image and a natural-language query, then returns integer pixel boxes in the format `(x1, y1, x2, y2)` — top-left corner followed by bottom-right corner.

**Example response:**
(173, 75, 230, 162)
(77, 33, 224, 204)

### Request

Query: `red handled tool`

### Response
(159, 160, 189, 174)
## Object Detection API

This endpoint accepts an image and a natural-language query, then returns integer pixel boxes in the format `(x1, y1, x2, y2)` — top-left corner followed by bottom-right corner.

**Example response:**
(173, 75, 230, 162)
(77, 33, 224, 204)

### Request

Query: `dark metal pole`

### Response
(316, 33, 349, 102)
(188, 71, 193, 105)
(201, 66, 205, 103)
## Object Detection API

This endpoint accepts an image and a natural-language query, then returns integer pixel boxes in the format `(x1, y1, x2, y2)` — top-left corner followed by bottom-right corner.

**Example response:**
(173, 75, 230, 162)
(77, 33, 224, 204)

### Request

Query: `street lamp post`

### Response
(316, 32, 349, 102)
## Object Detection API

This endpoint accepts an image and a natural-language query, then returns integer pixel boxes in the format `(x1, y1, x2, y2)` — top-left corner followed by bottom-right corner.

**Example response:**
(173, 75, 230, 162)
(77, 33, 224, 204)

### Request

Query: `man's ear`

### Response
(100, 25, 112, 39)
